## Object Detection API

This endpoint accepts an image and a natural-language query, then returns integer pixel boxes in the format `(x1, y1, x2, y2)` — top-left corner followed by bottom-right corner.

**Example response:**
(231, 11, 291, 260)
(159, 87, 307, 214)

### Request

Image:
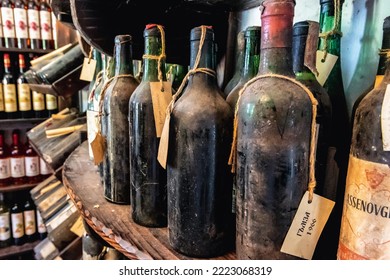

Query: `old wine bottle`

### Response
(167, 26, 234, 257)
(13, 0, 29, 49)
(129, 24, 167, 227)
(27, 0, 41, 50)
(292, 21, 332, 198)
(337, 17, 390, 260)
(0, 192, 11, 248)
(315, 0, 350, 260)
(226, 26, 261, 109)
(0, 131, 11, 187)
(39, 0, 54, 50)
(1, 0, 17, 48)
(234, 0, 314, 259)
(17, 54, 33, 119)
(102, 35, 139, 204)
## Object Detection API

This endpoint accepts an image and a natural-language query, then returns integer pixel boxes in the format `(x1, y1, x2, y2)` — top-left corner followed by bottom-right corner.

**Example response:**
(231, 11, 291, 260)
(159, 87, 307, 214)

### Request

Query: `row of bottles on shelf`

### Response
(0, 129, 51, 186)
(0, 190, 47, 248)
(84, 0, 390, 260)
(0, 52, 58, 119)
(0, 0, 56, 50)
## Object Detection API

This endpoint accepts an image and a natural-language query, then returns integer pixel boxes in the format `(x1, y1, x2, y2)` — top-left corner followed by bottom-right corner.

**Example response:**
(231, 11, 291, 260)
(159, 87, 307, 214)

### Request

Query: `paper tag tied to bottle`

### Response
(70, 216, 85, 238)
(316, 51, 338, 86)
(281, 191, 335, 260)
(80, 58, 97, 82)
(381, 85, 390, 151)
(157, 113, 171, 169)
(150, 81, 173, 137)
(90, 132, 106, 165)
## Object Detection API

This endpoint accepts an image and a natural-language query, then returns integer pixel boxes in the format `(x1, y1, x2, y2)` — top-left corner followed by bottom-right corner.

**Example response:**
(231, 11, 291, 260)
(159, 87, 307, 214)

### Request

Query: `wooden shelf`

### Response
(0, 240, 40, 259)
(0, 118, 47, 130)
(0, 183, 39, 193)
(0, 47, 52, 54)
(62, 141, 236, 260)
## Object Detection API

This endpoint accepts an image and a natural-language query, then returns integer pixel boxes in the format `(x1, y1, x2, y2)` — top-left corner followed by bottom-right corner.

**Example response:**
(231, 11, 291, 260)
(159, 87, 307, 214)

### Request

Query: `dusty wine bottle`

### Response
(167, 25, 234, 257)
(337, 16, 390, 260)
(102, 35, 139, 204)
(129, 24, 168, 227)
(234, 0, 315, 259)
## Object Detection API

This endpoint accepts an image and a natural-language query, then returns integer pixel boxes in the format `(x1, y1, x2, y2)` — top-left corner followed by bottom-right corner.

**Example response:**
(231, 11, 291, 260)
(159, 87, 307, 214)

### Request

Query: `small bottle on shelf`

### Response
(17, 53, 33, 118)
(0, 131, 11, 187)
(10, 129, 25, 185)
(27, 0, 41, 50)
(0, 192, 11, 248)
(10, 198, 25, 245)
(45, 93, 57, 116)
(3, 53, 19, 119)
(23, 195, 37, 242)
(13, 0, 29, 49)
(35, 208, 46, 240)
(39, 0, 54, 50)
(32, 90, 46, 118)
(39, 157, 50, 180)
(1, 0, 17, 48)
(24, 140, 40, 184)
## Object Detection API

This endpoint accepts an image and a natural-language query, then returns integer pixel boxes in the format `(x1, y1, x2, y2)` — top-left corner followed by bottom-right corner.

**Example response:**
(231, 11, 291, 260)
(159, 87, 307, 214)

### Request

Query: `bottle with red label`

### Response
(24, 140, 40, 184)
(1, 0, 17, 48)
(39, 0, 53, 50)
(0, 131, 11, 187)
(10, 130, 25, 185)
(13, 0, 29, 49)
(27, 0, 41, 49)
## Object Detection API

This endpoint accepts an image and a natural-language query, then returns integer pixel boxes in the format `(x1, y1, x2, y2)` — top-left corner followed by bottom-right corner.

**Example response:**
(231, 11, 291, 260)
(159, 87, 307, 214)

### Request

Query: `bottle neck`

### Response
(258, 1, 295, 76)
(190, 39, 214, 70)
(378, 31, 390, 75)
(318, 3, 342, 56)
(142, 36, 166, 82)
(292, 29, 316, 80)
(242, 33, 260, 79)
(114, 41, 133, 76)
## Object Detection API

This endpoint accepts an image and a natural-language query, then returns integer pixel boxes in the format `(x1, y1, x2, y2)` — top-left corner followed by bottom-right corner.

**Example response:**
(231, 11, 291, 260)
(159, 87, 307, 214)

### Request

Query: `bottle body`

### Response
(0, 193, 11, 248)
(23, 196, 37, 242)
(0, 132, 11, 187)
(45, 94, 57, 116)
(17, 54, 33, 118)
(24, 140, 40, 183)
(1, 0, 17, 48)
(39, 0, 54, 50)
(167, 26, 234, 257)
(3, 53, 19, 119)
(14, 0, 29, 49)
(10, 130, 25, 185)
(36, 209, 47, 240)
(32, 90, 46, 118)
(10, 200, 25, 245)
(28, 0, 41, 50)
(129, 25, 167, 227)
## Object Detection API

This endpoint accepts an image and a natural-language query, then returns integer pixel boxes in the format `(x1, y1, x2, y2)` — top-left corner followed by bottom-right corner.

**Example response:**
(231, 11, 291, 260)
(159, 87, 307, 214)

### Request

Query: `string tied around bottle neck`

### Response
(228, 74, 318, 202)
(319, 0, 343, 61)
(379, 48, 390, 60)
(88, 71, 103, 102)
(142, 25, 167, 91)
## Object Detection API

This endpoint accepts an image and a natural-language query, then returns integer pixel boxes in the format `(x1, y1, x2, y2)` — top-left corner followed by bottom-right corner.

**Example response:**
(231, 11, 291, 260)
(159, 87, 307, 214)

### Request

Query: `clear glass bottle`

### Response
(102, 35, 139, 204)
(129, 24, 167, 227)
(167, 26, 234, 257)
(10, 129, 25, 185)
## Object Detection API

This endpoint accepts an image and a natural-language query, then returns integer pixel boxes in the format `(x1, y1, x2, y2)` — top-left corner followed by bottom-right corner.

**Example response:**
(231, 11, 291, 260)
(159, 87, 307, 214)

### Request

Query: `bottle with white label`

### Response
(3, 53, 19, 119)
(13, 0, 29, 49)
(17, 53, 33, 118)
(39, 157, 51, 180)
(10, 130, 25, 185)
(32, 90, 46, 118)
(24, 140, 40, 183)
(337, 17, 390, 260)
(10, 199, 25, 245)
(45, 93, 57, 116)
(1, 0, 17, 48)
(27, 0, 41, 49)
(0, 10, 5, 47)
(39, 0, 54, 50)
(0, 193, 11, 248)
(0, 131, 11, 187)
(23, 196, 37, 242)
(36, 209, 46, 240)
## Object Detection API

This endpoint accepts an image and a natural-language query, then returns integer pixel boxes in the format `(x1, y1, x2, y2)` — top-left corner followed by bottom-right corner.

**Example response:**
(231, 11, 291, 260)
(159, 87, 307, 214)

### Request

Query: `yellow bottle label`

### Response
(338, 155, 390, 260)
(18, 83, 31, 111)
(32, 91, 45, 111)
(0, 85, 4, 112)
(4, 84, 17, 112)
(46, 94, 57, 110)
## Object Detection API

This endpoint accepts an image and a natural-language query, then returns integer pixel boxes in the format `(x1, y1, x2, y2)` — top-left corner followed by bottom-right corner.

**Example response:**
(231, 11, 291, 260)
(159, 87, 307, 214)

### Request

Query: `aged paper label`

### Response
(316, 51, 338, 86)
(338, 155, 390, 260)
(80, 58, 97, 82)
(281, 191, 335, 259)
(91, 132, 106, 165)
(157, 113, 171, 169)
(150, 82, 173, 137)
(381, 85, 390, 151)
(4, 84, 17, 112)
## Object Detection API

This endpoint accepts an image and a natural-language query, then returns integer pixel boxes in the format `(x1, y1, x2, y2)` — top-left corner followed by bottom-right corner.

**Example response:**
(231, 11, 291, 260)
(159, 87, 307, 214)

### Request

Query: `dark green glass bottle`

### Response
(167, 26, 234, 257)
(102, 35, 139, 204)
(226, 26, 261, 109)
(315, 0, 350, 260)
(129, 24, 167, 227)
(0, 193, 11, 248)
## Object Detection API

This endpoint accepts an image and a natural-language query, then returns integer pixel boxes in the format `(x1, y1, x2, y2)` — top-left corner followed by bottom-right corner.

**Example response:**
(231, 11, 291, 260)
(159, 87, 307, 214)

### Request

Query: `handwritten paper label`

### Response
(316, 51, 338, 86)
(157, 113, 171, 169)
(80, 58, 97, 82)
(381, 85, 390, 151)
(150, 82, 172, 137)
(281, 191, 335, 259)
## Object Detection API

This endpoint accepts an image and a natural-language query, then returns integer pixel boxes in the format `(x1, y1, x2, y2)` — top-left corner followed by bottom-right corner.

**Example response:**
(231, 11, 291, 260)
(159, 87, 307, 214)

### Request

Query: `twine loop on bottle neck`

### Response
(319, 0, 343, 61)
(379, 48, 390, 60)
(228, 74, 318, 202)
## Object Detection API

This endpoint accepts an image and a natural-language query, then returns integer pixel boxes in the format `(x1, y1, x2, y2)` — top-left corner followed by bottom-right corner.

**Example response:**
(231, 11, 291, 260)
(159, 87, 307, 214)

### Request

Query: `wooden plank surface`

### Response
(62, 141, 236, 260)
(0, 240, 40, 259)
